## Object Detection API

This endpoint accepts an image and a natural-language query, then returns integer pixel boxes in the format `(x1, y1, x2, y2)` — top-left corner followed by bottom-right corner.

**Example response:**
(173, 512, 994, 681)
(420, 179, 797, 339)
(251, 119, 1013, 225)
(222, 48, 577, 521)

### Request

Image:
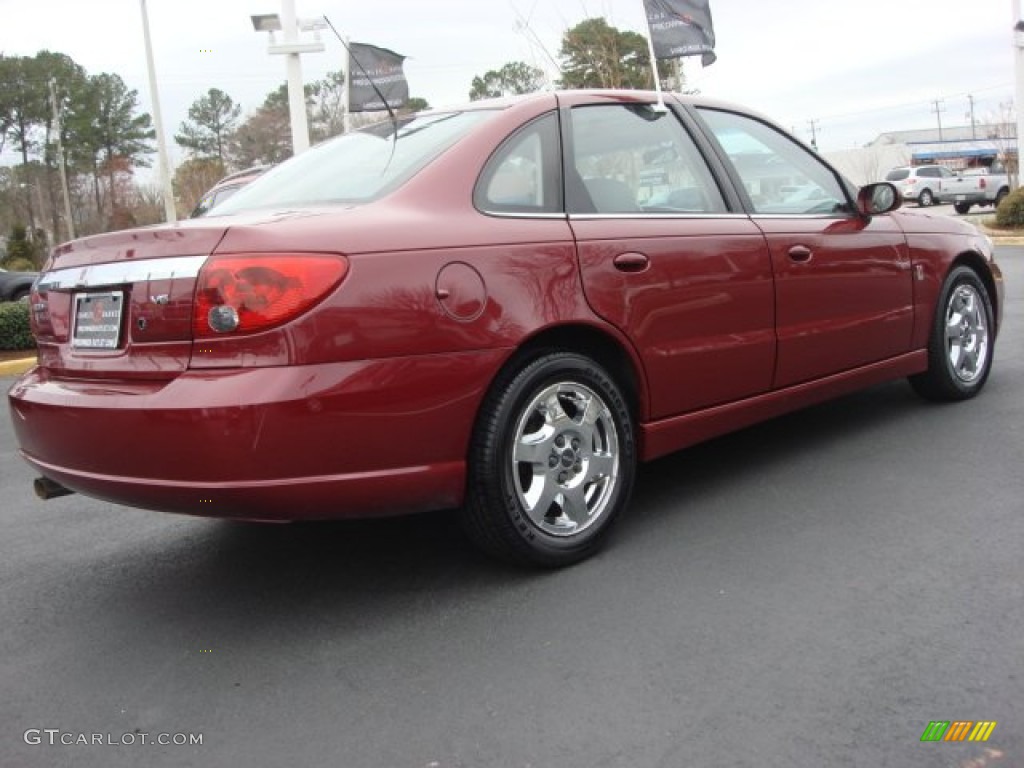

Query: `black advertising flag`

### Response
(643, 0, 716, 66)
(348, 42, 409, 112)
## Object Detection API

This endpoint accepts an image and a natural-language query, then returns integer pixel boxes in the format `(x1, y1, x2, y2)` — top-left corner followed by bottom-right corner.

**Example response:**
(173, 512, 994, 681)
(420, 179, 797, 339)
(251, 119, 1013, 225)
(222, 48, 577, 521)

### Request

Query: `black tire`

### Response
(953, 202, 972, 215)
(918, 188, 934, 207)
(910, 266, 994, 401)
(462, 352, 636, 567)
(11, 288, 30, 302)
(994, 187, 1009, 207)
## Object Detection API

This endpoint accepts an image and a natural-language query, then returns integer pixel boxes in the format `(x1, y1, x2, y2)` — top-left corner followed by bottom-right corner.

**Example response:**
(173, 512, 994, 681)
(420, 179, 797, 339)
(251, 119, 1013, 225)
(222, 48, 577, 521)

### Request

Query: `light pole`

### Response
(140, 0, 177, 223)
(251, 1, 325, 155)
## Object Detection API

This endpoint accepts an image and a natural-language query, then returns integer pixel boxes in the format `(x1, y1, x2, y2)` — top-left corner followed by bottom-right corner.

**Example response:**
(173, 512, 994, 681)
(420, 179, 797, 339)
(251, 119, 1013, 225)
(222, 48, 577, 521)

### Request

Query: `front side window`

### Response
(698, 108, 849, 216)
(567, 104, 726, 215)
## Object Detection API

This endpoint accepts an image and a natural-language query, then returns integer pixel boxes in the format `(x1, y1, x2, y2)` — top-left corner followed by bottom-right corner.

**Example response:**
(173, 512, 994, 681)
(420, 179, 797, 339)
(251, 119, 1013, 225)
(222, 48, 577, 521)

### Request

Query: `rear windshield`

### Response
(885, 169, 910, 181)
(213, 110, 497, 213)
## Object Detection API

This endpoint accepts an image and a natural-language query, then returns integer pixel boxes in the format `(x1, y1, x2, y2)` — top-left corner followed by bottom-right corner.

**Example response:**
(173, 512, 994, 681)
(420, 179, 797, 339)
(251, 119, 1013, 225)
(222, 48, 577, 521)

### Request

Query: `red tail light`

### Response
(193, 253, 348, 338)
(979, 177, 987, 189)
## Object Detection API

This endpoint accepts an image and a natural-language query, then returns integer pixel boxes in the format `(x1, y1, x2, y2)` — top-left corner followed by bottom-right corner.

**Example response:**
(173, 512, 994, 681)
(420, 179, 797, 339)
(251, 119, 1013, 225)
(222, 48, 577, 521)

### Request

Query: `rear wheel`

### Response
(918, 188, 934, 207)
(910, 266, 994, 401)
(953, 202, 972, 215)
(994, 187, 1009, 207)
(462, 352, 636, 567)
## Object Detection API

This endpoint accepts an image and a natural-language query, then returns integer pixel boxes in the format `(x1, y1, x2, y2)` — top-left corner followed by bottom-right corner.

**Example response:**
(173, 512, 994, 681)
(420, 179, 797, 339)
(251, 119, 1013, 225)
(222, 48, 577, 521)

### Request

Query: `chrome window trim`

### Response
(38, 255, 209, 291)
(567, 213, 749, 221)
(480, 211, 569, 220)
(749, 213, 853, 220)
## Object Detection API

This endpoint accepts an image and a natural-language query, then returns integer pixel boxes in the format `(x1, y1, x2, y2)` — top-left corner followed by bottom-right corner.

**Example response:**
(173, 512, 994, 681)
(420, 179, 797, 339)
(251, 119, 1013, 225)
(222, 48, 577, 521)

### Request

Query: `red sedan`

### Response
(8, 91, 1003, 567)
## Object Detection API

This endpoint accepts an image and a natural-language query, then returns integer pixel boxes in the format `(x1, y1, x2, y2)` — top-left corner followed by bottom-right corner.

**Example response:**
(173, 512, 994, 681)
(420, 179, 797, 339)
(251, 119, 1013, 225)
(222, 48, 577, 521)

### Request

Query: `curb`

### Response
(0, 357, 35, 377)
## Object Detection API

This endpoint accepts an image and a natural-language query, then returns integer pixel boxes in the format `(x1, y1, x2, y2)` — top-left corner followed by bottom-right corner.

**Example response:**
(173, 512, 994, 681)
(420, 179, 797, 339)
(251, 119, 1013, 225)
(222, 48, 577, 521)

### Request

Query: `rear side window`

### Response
(566, 104, 726, 215)
(475, 112, 562, 215)
(886, 169, 910, 181)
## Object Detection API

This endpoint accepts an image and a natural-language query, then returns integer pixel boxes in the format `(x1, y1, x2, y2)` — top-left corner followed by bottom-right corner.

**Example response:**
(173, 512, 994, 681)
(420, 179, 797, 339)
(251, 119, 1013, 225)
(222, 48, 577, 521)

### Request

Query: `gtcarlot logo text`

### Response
(24, 729, 203, 746)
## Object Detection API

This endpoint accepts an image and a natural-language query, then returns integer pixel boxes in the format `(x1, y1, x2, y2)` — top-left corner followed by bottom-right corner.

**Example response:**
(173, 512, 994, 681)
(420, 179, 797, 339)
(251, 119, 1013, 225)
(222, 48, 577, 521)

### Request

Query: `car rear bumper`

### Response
(937, 192, 987, 205)
(8, 350, 508, 520)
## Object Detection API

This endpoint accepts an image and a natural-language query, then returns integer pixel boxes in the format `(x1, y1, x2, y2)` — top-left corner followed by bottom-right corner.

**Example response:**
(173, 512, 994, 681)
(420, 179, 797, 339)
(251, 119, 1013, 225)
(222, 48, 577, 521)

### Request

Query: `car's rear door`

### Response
(562, 95, 776, 420)
(693, 106, 914, 389)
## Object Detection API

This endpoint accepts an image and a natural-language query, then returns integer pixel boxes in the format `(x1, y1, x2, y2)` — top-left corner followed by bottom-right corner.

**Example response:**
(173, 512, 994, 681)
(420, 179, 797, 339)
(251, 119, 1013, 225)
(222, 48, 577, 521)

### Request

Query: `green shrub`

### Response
(2, 256, 36, 272)
(4, 225, 42, 269)
(995, 187, 1024, 228)
(0, 301, 35, 350)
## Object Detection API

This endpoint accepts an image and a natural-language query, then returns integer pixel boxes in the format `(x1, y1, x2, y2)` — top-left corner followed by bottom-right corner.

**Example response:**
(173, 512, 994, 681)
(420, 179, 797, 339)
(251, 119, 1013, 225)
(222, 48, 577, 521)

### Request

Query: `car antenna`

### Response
(323, 16, 400, 166)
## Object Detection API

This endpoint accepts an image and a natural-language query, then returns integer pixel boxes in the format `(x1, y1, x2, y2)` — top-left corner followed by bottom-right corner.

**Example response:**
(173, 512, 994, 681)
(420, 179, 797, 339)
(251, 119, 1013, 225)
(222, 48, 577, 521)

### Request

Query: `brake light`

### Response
(979, 177, 987, 189)
(193, 253, 348, 337)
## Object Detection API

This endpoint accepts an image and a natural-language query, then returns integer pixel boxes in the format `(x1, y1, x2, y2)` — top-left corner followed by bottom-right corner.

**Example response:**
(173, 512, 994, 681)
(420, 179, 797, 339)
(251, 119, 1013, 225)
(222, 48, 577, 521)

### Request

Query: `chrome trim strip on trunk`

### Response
(37, 255, 209, 291)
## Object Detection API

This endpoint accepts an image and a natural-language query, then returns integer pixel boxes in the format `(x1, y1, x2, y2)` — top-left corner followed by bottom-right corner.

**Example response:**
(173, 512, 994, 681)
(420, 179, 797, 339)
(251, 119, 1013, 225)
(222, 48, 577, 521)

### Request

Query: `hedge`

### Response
(995, 187, 1024, 229)
(0, 301, 35, 350)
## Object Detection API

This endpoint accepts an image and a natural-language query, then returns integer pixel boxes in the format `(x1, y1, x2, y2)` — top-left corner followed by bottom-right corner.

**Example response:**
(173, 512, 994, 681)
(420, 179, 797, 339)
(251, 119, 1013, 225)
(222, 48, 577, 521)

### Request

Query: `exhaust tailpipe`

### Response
(34, 476, 75, 500)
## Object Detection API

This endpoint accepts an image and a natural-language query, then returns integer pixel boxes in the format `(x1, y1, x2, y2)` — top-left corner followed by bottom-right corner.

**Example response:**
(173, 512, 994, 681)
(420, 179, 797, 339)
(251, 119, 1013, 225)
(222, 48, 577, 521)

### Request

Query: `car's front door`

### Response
(694, 107, 915, 389)
(564, 100, 776, 420)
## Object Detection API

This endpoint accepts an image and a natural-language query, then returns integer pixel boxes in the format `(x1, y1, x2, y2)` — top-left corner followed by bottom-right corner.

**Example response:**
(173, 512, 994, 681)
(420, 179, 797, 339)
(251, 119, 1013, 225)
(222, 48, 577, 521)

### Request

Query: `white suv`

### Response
(884, 165, 954, 207)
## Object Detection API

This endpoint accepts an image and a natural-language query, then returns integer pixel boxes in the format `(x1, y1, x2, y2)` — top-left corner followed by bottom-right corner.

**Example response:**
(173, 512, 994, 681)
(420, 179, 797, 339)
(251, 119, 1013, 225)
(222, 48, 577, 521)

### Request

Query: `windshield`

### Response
(212, 110, 498, 214)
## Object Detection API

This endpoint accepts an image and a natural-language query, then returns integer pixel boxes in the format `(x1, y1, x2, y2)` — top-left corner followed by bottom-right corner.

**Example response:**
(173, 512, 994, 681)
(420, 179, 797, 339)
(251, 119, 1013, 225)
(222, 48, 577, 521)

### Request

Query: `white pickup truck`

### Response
(937, 167, 1010, 214)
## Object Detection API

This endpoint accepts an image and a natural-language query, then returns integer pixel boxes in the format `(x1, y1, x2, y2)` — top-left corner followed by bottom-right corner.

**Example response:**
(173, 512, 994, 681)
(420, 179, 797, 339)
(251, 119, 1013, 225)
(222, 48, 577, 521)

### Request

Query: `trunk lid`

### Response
(31, 223, 230, 380)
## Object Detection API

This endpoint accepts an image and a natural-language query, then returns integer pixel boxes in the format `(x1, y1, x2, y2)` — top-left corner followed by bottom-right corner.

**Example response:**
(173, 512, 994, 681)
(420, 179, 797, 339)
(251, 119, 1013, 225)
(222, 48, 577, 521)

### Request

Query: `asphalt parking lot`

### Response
(1, 247, 1021, 768)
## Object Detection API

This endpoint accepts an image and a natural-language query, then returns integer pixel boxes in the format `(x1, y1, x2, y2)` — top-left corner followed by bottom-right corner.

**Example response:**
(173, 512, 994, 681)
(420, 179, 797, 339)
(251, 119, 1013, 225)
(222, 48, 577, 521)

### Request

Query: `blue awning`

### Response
(909, 139, 1012, 162)
(912, 147, 999, 160)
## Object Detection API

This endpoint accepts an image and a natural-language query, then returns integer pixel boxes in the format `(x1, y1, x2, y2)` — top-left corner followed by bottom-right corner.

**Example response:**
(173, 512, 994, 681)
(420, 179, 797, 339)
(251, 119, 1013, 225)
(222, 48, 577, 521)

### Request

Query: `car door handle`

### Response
(787, 245, 813, 263)
(612, 252, 650, 273)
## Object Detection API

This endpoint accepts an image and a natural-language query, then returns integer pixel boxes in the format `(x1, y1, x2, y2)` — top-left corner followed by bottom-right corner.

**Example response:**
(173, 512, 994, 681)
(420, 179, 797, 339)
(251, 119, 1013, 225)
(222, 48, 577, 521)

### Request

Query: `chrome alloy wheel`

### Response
(945, 283, 989, 384)
(510, 382, 620, 537)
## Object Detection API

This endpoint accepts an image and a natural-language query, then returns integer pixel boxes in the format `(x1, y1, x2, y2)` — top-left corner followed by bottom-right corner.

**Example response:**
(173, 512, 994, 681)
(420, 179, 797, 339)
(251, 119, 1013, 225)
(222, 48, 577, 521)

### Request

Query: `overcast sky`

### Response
(1, 0, 1016, 169)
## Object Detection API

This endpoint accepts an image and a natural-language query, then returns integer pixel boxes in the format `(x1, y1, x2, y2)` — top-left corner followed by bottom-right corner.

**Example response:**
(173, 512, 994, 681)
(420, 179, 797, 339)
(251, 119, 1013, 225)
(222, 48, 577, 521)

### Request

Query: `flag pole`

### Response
(643, 5, 668, 112)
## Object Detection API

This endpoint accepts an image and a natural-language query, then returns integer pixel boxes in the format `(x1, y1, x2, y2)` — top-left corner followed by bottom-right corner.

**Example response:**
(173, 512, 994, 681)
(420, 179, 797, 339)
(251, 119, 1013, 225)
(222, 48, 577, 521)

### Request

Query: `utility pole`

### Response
(807, 119, 819, 150)
(139, 0, 177, 224)
(931, 99, 945, 142)
(343, 35, 351, 134)
(1013, 0, 1024, 186)
(49, 79, 75, 241)
(967, 93, 978, 140)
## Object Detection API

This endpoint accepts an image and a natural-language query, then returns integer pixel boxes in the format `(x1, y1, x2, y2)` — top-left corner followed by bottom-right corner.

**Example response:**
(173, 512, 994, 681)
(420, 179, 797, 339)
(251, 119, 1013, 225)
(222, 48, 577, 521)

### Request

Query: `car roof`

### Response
(415, 89, 777, 122)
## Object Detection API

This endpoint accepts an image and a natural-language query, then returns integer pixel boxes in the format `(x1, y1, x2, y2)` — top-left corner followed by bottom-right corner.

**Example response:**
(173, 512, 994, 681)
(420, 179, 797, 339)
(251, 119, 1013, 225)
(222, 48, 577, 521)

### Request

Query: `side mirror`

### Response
(857, 182, 902, 216)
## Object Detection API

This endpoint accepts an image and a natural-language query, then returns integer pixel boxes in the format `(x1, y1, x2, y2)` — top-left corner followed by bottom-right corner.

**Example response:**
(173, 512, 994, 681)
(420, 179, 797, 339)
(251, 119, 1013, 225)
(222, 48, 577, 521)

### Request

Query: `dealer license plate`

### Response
(72, 291, 124, 349)
(955, 195, 966, 202)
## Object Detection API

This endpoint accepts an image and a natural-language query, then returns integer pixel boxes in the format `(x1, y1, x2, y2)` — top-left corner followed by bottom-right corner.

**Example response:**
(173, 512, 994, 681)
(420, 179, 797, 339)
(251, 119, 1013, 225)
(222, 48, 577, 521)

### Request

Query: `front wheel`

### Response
(462, 352, 636, 567)
(910, 266, 994, 401)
